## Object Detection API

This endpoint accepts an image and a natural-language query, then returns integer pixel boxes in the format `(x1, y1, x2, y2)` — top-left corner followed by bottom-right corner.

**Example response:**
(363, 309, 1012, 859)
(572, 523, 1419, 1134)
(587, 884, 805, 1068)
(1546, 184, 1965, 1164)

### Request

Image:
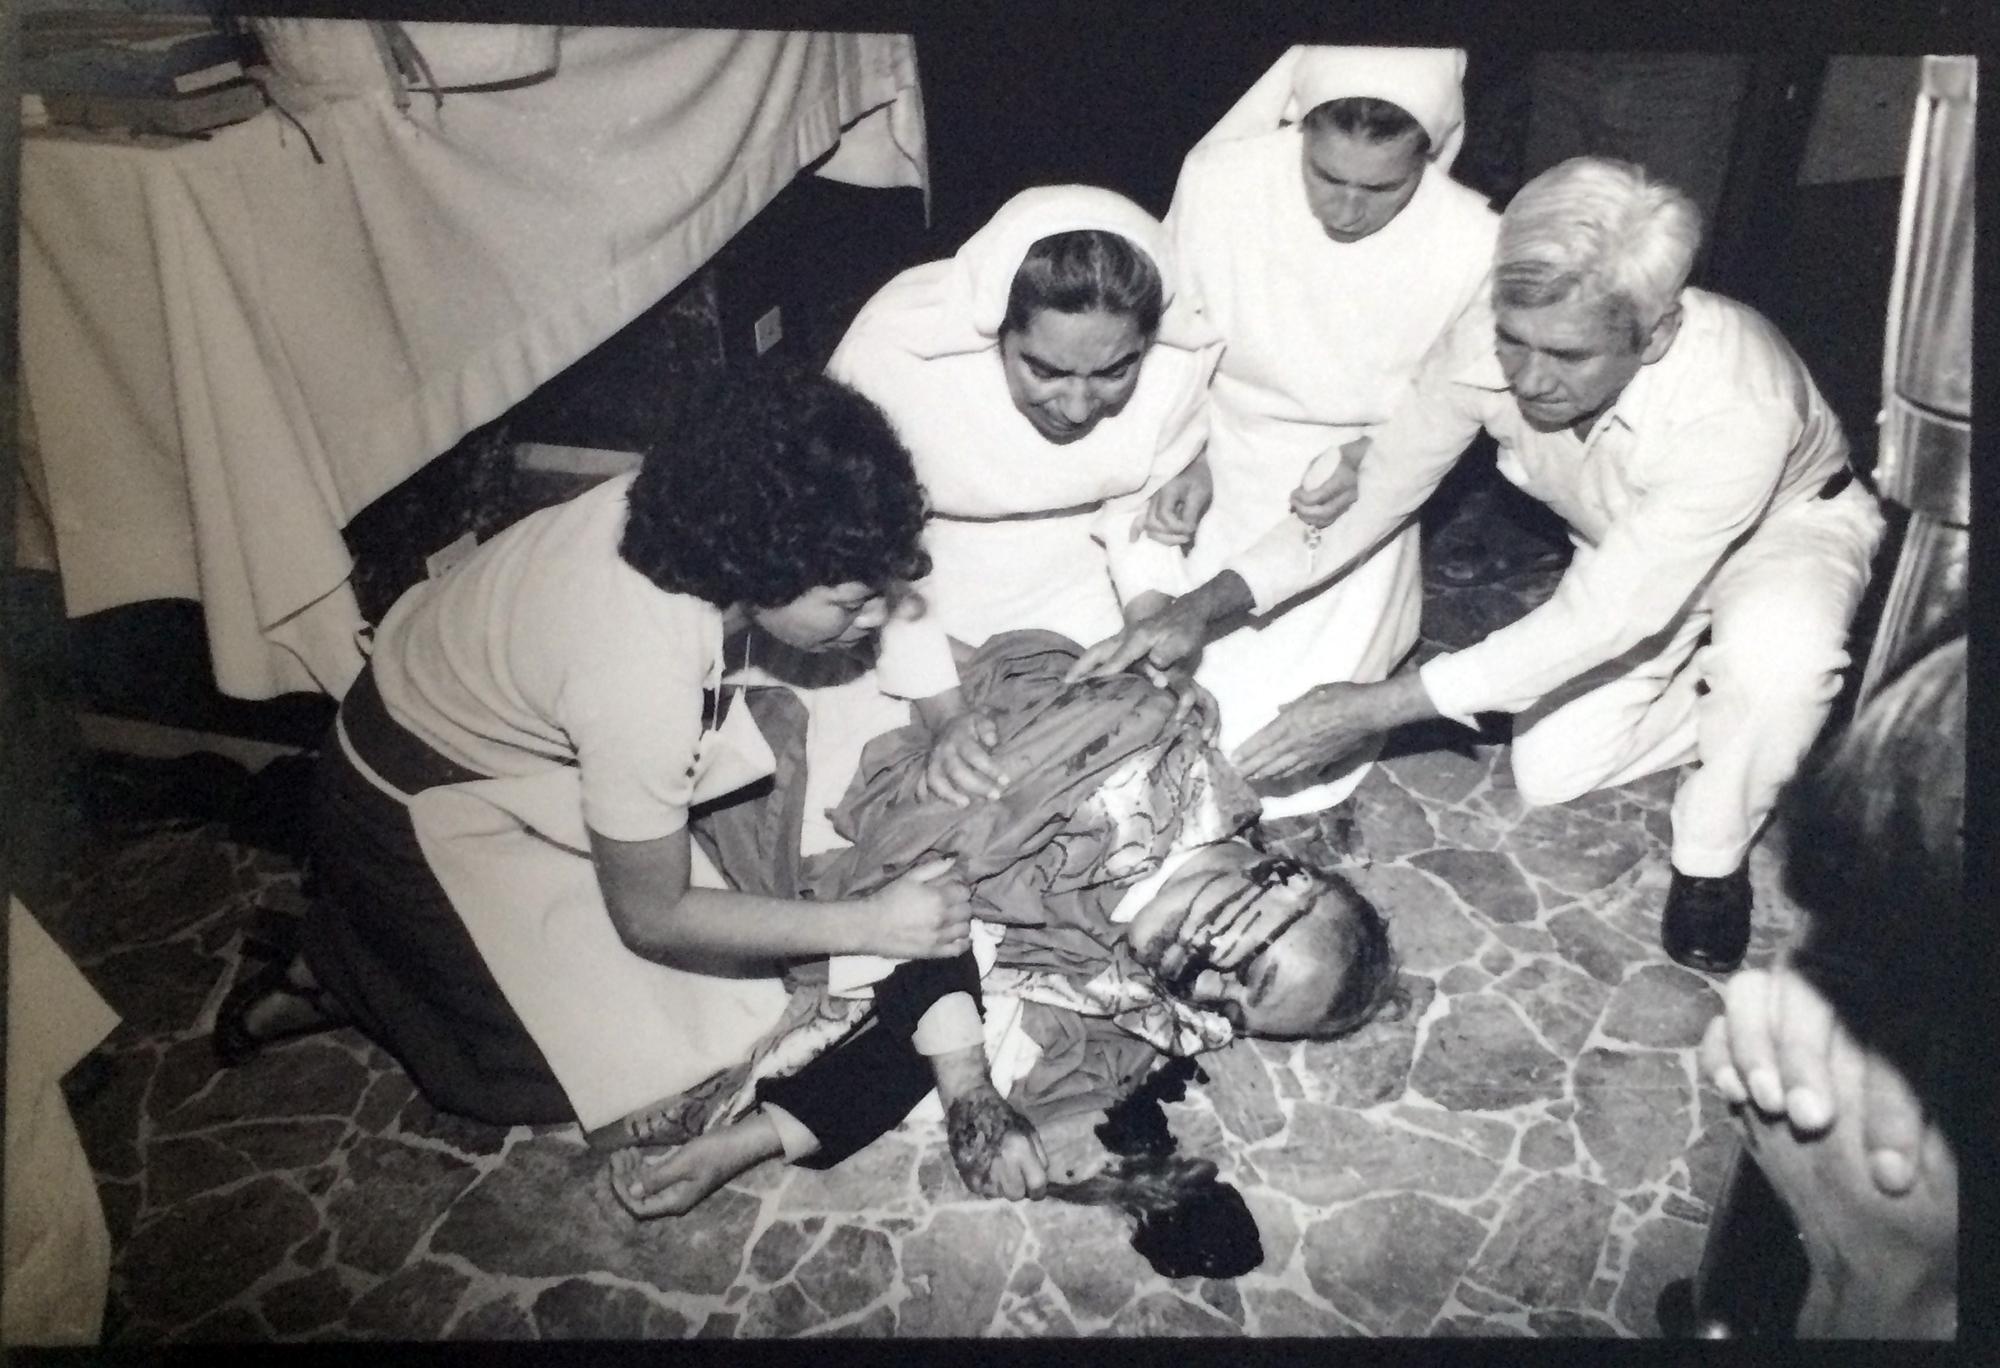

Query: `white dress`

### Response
(800, 185, 1222, 858)
(1169, 128, 1498, 815)
(829, 320, 1211, 694)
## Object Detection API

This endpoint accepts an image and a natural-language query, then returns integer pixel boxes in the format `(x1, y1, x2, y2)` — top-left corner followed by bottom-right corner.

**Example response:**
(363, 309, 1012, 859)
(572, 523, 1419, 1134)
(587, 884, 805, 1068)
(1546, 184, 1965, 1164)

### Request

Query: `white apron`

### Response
(922, 508, 1133, 653)
(403, 695, 790, 1133)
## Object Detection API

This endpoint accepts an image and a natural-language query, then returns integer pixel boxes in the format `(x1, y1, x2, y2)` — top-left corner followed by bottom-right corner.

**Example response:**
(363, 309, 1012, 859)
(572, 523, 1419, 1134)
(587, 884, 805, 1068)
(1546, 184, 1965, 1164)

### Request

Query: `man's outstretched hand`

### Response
(1069, 606, 1210, 687)
(1233, 674, 1438, 784)
(1067, 573, 1256, 685)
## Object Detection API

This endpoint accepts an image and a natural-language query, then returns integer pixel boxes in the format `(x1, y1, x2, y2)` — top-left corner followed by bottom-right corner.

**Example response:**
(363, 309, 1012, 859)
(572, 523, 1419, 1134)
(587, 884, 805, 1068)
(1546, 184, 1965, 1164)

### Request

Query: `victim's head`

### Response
(1124, 842, 1400, 1040)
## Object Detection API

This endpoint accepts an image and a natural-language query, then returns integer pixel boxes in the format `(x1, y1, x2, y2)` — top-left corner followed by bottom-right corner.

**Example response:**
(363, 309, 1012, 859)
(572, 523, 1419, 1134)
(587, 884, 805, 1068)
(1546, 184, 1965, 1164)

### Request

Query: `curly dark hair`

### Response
(1302, 95, 1431, 154)
(1001, 229, 1165, 338)
(620, 365, 931, 607)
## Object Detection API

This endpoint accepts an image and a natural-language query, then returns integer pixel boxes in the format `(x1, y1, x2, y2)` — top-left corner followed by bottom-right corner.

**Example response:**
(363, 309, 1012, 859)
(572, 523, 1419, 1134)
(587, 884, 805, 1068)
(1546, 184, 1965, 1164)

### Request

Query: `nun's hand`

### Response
(1291, 437, 1368, 529)
(1140, 453, 1213, 547)
(920, 708, 1008, 807)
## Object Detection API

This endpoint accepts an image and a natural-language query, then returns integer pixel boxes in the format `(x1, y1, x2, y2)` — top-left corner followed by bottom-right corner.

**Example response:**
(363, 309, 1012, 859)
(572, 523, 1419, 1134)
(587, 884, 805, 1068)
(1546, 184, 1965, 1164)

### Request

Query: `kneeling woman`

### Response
(215, 370, 971, 1131)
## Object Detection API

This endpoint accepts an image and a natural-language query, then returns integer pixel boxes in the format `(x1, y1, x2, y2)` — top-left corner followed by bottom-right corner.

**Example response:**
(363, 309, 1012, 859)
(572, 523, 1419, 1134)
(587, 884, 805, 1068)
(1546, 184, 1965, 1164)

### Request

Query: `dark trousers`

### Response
(755, 952, 982, 1168)
(307, 666, 981, 1141)
(303, 667, 574, 1125)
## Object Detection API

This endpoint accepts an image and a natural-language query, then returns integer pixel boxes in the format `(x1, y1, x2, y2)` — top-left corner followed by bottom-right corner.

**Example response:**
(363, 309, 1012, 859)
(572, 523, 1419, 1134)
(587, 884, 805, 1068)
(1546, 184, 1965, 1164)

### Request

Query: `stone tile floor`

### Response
(34, 482, 1803, 1343)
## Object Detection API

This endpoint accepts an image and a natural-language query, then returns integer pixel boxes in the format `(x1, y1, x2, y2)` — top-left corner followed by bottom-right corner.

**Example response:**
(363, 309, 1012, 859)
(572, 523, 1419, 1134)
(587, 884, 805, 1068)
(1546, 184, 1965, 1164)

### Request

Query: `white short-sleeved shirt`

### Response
(368, 474, 727, 843)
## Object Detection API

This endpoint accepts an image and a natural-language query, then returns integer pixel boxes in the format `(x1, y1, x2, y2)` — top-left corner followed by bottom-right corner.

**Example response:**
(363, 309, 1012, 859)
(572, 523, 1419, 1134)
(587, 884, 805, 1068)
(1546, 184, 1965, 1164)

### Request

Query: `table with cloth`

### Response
(18, 27, 925, 699)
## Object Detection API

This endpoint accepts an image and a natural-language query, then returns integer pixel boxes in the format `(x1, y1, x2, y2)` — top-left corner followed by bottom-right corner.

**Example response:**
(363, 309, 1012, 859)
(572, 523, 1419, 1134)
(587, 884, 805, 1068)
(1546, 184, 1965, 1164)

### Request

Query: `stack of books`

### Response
(25, 12, 266, 136)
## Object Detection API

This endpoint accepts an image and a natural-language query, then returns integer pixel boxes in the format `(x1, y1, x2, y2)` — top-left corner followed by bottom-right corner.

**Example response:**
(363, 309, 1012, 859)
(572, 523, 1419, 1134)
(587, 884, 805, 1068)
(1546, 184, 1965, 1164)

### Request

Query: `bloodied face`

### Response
(1123, 842, 1352, 1038)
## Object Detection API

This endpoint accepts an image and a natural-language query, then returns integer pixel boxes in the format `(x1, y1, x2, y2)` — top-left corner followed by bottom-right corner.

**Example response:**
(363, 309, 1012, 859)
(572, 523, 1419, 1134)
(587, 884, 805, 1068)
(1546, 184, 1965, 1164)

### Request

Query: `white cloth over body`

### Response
(5, 900, 121, 1347)
(19, 29, 924, 700)
(827, 185, 1221, 702)
(1172, 129, 1498, 815)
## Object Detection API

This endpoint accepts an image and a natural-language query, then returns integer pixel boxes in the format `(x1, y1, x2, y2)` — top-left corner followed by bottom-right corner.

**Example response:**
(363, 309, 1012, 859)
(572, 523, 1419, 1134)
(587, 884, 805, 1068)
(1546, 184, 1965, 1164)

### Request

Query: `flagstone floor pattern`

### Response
(40, 504, 1798, 1342)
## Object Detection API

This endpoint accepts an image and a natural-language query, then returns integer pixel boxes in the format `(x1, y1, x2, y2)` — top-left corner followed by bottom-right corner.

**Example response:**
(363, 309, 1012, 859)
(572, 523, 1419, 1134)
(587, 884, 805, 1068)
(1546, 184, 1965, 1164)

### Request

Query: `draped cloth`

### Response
(828, 187, 1223, 699)
(656, 631, 1260, 1144)
(1168, 48, 1498, 817)
(19, 30, 925, 699)
(5, 901, 120, 1346)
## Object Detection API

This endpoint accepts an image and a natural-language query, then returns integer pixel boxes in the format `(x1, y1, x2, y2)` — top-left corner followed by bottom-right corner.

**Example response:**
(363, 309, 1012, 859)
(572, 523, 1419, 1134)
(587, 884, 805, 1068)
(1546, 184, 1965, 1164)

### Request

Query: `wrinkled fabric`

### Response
(649, 630, 1258, 1132)
(809, 632, 1259, 943)
(1012, 1000, 1163, 1128)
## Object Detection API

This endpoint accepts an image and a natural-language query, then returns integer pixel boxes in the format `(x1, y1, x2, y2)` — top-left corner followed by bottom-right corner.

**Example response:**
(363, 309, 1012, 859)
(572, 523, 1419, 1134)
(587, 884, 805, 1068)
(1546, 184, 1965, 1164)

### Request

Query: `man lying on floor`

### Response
(606, 629, 1401, 1217)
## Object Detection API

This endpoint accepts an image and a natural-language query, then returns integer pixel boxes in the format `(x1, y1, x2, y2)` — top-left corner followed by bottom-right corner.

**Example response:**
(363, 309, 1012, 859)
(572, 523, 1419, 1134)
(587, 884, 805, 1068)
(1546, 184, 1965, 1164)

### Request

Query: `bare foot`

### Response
(608, 1112, 783, 1219)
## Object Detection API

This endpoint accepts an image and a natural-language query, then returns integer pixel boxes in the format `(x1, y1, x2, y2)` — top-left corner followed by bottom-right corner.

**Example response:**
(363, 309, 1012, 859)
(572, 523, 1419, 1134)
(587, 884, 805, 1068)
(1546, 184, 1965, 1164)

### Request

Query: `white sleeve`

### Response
(1420, 404, 1797, 723)
(1093, 348, 1214, 605)
(1223, 310, 1499, 614)
(568, 596, 708, 842)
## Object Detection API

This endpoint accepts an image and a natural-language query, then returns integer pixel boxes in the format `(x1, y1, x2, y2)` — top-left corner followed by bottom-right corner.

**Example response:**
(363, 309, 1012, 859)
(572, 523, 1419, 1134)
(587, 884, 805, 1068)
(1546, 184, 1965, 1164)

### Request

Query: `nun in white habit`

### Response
(828, 186, 1222, 805)
(1155, 46, 1499, 817)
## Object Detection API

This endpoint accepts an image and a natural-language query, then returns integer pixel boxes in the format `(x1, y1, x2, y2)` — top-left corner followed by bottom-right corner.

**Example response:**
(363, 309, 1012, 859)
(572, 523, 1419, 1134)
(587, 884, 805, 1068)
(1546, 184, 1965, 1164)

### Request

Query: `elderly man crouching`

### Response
(1073, 155, 1884, 974)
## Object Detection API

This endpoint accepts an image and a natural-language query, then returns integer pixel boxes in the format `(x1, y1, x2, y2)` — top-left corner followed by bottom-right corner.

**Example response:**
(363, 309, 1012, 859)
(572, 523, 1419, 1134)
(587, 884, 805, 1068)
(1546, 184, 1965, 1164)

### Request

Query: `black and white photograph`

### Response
(1, 0, 1975, 1349)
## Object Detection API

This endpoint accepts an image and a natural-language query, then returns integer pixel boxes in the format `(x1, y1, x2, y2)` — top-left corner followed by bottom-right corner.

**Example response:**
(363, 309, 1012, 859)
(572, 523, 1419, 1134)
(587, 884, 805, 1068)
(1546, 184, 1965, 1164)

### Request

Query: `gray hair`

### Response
(1494, 156, 1703, 346)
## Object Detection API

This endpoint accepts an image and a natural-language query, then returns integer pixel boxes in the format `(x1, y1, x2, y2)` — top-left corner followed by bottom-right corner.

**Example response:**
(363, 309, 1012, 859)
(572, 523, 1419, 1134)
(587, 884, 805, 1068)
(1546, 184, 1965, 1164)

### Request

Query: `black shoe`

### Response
(1662, 865, 1752, 973)
(212, 953, 348, 1066)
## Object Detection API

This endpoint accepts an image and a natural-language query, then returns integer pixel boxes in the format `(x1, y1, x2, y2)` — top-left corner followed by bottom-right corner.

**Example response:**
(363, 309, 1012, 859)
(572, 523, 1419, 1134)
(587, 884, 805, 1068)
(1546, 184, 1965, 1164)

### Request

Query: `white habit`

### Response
(828, 185, 1221, 702)
(1169, 47, 1498, 816)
